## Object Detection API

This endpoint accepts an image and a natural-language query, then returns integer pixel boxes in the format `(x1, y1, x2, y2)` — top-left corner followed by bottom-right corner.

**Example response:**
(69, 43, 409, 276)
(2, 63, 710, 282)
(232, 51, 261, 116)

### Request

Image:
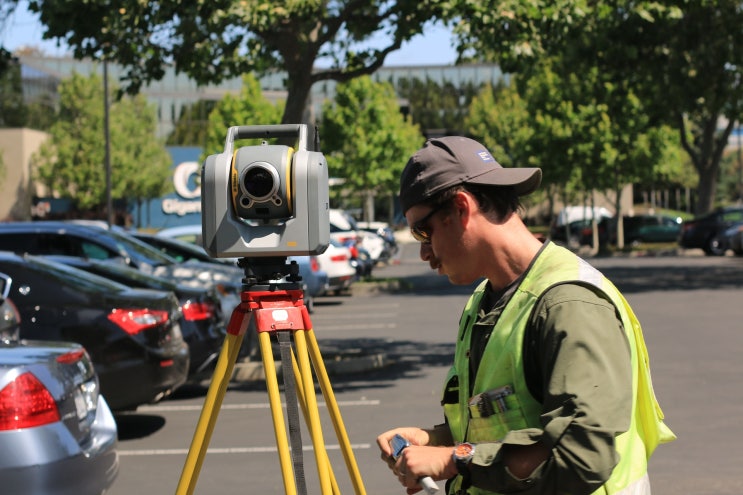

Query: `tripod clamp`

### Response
(237, 256, 302, 289)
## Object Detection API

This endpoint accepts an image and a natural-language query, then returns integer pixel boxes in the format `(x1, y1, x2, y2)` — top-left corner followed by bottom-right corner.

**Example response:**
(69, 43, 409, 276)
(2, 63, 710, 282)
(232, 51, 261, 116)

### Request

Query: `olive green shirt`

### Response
(462, 262, 632, 494)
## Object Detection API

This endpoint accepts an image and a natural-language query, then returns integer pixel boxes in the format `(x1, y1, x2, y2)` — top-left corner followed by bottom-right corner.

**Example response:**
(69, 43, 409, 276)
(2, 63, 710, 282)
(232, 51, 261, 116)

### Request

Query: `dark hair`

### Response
(427, 184, 522, 220)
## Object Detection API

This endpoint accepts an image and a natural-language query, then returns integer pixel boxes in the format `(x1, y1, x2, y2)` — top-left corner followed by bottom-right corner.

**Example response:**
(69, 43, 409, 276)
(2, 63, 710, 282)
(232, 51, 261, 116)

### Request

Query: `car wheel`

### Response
(703, 235, 726, 256)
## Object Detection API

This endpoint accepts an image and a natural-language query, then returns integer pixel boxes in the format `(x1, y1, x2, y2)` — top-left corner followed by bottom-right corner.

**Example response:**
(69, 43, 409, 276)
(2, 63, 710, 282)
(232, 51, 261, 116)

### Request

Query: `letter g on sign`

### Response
(173, 161, 201, 199)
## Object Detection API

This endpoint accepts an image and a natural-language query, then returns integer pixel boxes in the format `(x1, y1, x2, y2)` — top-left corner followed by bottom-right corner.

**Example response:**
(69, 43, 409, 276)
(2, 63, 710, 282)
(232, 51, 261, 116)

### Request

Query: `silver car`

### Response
(0, 272, 119, 495)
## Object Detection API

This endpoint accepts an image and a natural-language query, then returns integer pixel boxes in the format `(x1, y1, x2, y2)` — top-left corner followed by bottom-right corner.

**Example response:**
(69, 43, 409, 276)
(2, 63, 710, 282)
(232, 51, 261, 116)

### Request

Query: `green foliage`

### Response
(466, 81, 532, 169)
(452, 0, 743, 215)
(320, 76, 423, 218)
(719, 147, 743, 204)
(0, 57, 28, 127)
(203, 74, 285, 158)
(394, 77, 481, 133)
(33, 72, 171, 212)
(29, 0, 448, 124)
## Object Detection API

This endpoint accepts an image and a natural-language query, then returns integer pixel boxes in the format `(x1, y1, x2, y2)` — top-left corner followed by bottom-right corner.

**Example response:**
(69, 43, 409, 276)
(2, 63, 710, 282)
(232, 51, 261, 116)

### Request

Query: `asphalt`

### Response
(228, 231, 703, 383)
(230, 235, 412, 383)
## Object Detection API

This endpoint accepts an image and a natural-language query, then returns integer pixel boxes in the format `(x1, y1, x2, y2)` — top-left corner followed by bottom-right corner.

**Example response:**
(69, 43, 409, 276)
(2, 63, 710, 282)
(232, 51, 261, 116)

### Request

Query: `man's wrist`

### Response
(452, 442, 476, 476)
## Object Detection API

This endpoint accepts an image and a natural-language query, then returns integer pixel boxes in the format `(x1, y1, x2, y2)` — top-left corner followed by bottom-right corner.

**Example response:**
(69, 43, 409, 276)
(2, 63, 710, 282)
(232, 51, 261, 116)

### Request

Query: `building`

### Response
(17, 55, 506, 139)
(2, 55, 507, 226)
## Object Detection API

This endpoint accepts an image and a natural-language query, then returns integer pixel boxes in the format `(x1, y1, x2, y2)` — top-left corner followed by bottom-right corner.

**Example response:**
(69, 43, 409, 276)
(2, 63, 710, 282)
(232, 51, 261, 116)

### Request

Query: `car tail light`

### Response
(182, 301, 216, 321)
(0, 372, 60, 430)
(108, 308, 169, 335)
(330, 253, 348, 262)
(310, 256, 321, 273)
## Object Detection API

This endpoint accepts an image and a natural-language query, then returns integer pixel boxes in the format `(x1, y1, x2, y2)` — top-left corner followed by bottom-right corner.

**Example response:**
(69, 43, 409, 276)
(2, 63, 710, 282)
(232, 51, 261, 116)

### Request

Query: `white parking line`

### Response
(311, 323, 397, 332)
(119, 443, 372, 456)
(139, 399, 381, 412)
(314, 312, 398, 320)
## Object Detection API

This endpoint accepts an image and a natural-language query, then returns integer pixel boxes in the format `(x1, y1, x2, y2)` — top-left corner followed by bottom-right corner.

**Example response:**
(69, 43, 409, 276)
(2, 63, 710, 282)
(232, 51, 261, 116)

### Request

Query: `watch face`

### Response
(454, 443, 474, 459)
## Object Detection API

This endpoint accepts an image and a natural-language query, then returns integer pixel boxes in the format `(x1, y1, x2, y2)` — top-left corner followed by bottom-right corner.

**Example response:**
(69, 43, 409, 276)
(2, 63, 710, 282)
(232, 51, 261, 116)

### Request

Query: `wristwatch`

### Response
(452, 442, 476, 474)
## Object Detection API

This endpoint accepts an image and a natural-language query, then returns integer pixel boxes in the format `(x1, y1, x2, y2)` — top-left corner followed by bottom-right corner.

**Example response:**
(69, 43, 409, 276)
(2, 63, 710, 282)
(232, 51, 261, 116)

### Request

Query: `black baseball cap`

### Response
(399, 136, 542, 213)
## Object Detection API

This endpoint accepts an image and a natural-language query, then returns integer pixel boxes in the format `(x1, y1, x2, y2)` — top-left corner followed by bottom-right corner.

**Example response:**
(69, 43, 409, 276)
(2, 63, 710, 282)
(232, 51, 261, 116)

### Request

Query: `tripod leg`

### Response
(293, 329, 333, 494)
(175, 306, 250, 495)
(304, 326, 367, 495)
(260, 330, 299, 495)
(290, 348, 342, 495)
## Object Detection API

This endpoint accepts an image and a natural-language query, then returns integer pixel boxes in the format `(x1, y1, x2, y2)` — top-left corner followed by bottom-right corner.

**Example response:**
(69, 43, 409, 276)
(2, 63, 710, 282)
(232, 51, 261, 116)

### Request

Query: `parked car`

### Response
(0, 271, 119, 494)
(132, 231, 234, 264)
(583, 214, 683, 247)
(679, 206, 743, 255)
(721, 221, 743, 256)
(0, 252, 189, 410)
(140, 228, 328, 312)
(0, 273, 19, 342)
(329, 209, 390, 263)
(615, 214, 683, 244)
(316, 240, 357, 295)
(0, 221, 244, 312)
(0, 340, 120, 494)
(342, 238, 375, 278)
(356, 220, 399, 259)
(44, 255, 226, 382)
(550, 218, 594, 246)
(156, 223, 205, 245)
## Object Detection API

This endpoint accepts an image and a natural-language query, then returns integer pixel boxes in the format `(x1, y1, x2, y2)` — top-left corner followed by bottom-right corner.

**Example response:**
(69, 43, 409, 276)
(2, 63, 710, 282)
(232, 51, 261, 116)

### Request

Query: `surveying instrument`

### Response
(175, 125, 367, 495)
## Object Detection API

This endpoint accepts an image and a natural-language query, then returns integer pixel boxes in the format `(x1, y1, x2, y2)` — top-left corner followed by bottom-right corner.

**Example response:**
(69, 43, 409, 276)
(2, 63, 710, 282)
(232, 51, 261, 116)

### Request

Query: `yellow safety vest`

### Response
(443, 243, 675, 494)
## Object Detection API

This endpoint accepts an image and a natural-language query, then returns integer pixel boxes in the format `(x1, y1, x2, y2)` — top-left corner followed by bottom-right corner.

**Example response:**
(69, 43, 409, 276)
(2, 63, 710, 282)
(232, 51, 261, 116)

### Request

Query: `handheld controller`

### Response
(390, 434, 440, 494)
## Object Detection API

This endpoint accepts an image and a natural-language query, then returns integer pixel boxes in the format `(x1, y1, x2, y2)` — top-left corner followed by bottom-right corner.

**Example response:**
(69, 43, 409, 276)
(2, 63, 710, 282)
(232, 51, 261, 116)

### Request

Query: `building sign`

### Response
(130, 146, 204, 229)
(162, 160, 202, 216)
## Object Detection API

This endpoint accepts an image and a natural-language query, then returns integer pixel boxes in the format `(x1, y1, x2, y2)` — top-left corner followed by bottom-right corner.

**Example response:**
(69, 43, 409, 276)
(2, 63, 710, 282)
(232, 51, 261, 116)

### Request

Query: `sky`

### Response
(1, 2, 458, 66)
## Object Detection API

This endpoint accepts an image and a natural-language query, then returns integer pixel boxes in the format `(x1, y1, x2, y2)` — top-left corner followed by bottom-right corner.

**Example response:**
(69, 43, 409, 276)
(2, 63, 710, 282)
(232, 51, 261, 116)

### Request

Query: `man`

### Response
(376, 136, 675, 495)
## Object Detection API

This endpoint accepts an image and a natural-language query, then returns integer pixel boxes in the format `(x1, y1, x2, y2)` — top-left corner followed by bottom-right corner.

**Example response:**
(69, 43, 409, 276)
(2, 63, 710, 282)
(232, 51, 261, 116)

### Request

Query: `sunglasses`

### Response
(410, 202, 448, 244)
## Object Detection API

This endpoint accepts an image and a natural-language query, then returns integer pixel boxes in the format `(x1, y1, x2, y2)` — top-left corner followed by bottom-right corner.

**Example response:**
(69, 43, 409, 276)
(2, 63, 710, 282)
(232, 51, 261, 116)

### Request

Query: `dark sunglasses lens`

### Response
(411, 226, 431, 243)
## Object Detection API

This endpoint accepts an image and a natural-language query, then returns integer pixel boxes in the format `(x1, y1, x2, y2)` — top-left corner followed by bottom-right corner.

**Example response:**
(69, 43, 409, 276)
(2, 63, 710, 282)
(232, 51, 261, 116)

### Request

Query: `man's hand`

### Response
(377, 428, 457, 493)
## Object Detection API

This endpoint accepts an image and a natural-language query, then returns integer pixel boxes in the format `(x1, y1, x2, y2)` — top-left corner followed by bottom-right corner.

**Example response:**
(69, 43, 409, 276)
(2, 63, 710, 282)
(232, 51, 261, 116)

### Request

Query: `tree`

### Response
(451, 0, 743, 215)
(395, 77, 481, 134)
(203, 73, 285, 157)
(29, 0, 447, 126)
(33, 72, 171, 215)
(465, 59, 680, 248)
(320, 75, 422, 221)
(0, 56, 27, 127)
(0, 0, 19, 76)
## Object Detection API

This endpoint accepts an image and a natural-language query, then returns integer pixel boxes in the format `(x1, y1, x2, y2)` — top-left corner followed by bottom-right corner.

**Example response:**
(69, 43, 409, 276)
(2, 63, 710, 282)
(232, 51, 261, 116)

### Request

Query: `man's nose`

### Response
(419, 242, 433, 260)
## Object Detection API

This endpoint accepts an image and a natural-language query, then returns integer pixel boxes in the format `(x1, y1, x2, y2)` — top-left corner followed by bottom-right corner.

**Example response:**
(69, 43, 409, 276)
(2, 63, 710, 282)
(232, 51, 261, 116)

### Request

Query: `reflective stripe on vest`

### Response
(443, 243, 674, 495)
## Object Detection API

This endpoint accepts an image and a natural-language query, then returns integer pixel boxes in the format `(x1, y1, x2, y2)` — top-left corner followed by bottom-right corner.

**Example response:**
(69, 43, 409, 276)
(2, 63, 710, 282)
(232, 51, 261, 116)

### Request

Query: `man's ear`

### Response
(452, 190, 475, 227)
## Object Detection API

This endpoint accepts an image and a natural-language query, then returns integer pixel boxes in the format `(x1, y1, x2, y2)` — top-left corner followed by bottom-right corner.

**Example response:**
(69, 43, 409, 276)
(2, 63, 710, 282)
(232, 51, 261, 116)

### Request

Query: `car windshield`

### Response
(90, 260, 179, 291)
(104, 229, 178, 266)
(26, 256, 130, 293)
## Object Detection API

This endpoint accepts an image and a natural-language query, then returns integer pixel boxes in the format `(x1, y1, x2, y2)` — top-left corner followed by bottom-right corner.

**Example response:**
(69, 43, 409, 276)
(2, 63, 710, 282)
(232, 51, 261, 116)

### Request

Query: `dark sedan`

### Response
(679, 206, 743, 255)
(0, 221, 244, 312)
(133, 231, 328, 312)
(45, 255, 226, 382)
(0, 252, 189, 410)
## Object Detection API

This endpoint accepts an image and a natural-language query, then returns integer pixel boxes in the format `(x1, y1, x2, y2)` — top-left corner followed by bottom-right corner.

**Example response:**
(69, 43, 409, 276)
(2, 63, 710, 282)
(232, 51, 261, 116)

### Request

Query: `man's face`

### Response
(405, 200, 477, 286)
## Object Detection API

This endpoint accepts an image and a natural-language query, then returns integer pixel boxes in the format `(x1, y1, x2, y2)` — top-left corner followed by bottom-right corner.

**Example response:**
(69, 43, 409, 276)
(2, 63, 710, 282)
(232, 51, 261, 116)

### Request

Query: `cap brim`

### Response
(467, 167, 542, 196)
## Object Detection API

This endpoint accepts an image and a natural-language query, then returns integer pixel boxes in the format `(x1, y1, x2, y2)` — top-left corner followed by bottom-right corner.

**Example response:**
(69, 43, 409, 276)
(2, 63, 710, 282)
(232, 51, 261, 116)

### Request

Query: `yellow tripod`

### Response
(175, 262, 367, 495)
